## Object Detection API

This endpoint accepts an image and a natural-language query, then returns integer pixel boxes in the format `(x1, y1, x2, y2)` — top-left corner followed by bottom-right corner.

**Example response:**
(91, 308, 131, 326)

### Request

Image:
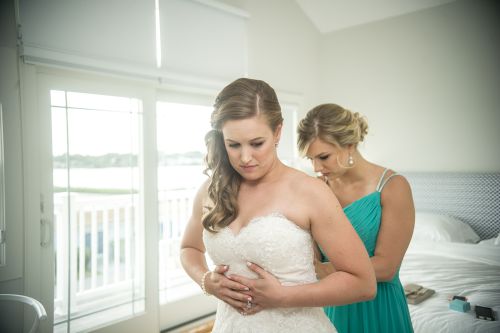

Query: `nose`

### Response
(240, 146, 252, 164)
(312, 159, 322, 173)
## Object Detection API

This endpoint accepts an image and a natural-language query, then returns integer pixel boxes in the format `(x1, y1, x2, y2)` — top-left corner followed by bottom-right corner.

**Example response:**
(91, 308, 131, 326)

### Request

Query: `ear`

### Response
(274, 123, 283, 144)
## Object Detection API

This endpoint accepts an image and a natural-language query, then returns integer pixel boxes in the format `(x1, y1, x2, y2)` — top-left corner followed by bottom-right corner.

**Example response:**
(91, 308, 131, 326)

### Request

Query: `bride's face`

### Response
(221, 115, 280, 181)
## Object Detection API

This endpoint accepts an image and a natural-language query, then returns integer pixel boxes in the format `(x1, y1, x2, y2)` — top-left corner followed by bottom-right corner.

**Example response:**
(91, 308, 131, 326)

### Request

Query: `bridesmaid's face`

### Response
(222, 115, 281, 181)
(306, 138, 350, 179)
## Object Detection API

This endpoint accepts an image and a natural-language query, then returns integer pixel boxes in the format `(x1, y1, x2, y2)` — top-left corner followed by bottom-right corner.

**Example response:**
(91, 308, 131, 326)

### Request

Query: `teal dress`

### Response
(322, 169, 413, 333)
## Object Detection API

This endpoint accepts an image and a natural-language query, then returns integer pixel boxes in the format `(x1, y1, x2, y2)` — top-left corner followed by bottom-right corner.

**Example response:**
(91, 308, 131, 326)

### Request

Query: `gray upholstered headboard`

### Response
(404, 172, 500, 240)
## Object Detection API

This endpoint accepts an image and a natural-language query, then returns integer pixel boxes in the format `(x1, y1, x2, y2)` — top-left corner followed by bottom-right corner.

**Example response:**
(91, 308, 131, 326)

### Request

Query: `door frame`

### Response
(23, 64, 161, 333)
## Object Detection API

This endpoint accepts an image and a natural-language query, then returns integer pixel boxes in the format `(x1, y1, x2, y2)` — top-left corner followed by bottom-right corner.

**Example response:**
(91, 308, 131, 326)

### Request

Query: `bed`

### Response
(399, 173, 500, 333)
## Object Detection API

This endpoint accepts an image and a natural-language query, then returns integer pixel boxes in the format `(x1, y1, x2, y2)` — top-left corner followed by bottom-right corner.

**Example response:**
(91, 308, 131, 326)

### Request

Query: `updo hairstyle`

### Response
(297, 103, 368, 155)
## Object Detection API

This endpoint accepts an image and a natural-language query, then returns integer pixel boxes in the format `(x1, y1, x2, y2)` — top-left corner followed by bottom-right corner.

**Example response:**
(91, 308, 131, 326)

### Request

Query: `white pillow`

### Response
(412, 212, 480, 243)
(478, 233, 500, 246)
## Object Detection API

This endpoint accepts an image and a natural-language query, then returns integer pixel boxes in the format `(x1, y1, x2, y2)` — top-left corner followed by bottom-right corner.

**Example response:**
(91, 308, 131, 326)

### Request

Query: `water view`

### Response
(53, 165, 208, 192)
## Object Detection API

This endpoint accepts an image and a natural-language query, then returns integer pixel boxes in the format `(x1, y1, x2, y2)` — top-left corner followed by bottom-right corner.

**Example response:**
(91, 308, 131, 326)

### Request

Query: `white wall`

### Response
(318, 0, 500, 172)
(240, 0, 321, 110)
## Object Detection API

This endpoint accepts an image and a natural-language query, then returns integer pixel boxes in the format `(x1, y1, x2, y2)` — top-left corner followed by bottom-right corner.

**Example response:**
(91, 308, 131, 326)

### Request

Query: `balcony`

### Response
(53, 188, 196, 331)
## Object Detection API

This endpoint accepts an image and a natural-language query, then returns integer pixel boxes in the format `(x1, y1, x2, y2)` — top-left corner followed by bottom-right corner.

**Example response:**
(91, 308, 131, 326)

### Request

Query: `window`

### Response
(50, 90, 145, 332)
(277, 103, 299, 167)
(42, 82, 299, 332)
(156, 102, 212, 304)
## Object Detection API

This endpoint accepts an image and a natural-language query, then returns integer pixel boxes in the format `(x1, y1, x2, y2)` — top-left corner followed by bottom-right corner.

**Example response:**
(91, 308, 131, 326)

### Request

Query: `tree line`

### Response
(53, 151, 204, 168)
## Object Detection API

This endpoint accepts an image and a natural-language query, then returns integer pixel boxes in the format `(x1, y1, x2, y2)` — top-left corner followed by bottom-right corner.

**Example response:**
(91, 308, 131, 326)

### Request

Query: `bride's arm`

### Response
(229, 178, 376, 309)
(180, 181, 252, 312)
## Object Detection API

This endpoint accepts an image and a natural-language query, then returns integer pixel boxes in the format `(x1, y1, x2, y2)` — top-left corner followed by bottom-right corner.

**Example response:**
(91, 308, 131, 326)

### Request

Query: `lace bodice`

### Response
(203, 213, 337, 333)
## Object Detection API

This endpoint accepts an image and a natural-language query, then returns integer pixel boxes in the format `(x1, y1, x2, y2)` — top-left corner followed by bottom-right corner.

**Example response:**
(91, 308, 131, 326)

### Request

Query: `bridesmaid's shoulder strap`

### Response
(376, 168, 399, 192)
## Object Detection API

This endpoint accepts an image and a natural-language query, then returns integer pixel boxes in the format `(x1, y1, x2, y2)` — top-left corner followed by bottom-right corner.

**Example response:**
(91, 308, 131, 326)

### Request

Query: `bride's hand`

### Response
(207, 265, 253, 312)
(228, 262, 286, 310)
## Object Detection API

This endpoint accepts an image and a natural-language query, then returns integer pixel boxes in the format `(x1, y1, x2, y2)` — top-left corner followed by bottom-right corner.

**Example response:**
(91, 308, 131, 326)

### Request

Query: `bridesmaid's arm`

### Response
(370, 175, 415, 281)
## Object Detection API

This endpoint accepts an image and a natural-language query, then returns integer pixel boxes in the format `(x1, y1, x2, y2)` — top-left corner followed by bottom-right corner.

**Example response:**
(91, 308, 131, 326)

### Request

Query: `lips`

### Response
(241, 165, 257, 171)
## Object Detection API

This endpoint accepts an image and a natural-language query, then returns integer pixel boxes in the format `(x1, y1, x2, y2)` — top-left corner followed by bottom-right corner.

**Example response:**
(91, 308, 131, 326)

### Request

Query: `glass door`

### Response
(50, 90, 145, 332)
(156, 101, 217, 329)
(31, 70, 158, 333)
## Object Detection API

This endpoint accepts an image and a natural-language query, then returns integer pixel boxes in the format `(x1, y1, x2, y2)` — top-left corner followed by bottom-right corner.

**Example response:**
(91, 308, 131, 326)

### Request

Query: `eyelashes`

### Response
(228, 141, 265, 148)
(306, 154, 331, 162)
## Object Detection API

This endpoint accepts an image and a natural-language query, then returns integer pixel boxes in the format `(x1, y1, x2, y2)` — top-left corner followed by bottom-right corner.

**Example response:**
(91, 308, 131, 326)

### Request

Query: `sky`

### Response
(51, 90, 212, 157)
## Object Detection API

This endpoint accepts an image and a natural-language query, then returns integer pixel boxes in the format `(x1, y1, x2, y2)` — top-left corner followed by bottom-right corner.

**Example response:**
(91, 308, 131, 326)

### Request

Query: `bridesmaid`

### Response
(297, 103, 414, 333)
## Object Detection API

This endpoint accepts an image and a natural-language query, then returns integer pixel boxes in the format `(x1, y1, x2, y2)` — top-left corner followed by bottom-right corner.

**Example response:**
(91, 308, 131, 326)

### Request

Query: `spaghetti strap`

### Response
(376, 169, 399, 192)
(375, 169, 390, 191)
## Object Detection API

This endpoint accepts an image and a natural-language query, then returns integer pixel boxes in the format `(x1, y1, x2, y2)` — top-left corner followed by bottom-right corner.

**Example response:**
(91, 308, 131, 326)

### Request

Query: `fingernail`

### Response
(246, 262, 251, 267)
(244, 287, 250, 291)
(223, 265, 228, 269)
(247, 297, 252, 301)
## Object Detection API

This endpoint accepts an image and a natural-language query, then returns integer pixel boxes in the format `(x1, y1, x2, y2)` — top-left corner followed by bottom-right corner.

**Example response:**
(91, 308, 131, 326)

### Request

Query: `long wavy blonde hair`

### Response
(203, 78, 283, 232)
(297, 103, 368, 155)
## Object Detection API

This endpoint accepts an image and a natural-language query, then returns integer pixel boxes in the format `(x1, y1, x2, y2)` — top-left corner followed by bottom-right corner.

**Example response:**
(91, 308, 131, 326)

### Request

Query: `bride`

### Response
(180, 78, 376, 332)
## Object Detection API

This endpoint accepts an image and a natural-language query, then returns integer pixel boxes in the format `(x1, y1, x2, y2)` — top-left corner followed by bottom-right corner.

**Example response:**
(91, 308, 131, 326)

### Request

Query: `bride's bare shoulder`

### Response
(286, 167, 332, 197)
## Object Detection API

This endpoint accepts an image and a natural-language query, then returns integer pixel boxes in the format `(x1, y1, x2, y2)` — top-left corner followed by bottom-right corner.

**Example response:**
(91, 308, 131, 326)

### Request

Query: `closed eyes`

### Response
(228, 141, 264, 148)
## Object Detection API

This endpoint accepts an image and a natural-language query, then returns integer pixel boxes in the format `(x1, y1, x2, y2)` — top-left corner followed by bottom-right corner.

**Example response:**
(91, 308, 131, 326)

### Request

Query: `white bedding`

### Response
(400, 240, 500, 333)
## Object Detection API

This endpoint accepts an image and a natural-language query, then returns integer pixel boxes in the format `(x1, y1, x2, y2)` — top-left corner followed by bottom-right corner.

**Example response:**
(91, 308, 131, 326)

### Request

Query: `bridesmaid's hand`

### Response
(229, 262, 285, 310)
(314, 258, 336, 279)
(316, 175, 329, 185)
(207, 265, 253, 312)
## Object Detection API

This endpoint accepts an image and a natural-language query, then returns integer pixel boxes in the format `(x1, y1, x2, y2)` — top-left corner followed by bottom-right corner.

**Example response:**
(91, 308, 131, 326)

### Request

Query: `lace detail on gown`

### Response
(203, 213, 337, 333)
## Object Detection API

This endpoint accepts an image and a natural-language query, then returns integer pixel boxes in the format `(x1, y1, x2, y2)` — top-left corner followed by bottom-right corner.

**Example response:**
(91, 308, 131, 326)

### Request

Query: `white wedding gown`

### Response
(203, 213, 337, 333)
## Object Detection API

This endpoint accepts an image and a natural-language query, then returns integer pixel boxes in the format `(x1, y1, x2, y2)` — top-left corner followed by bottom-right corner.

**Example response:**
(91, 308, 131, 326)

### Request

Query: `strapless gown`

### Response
(203, 213, 337, 333)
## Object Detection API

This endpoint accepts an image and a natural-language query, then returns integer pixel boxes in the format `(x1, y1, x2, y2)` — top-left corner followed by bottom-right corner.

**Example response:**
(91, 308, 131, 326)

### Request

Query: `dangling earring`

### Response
(337, 153, 355, 169)
(348, 154, 354, 166)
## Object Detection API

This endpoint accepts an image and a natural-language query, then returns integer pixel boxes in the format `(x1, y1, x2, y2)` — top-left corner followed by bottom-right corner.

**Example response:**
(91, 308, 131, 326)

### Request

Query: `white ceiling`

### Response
(295, 0, 456, 34)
